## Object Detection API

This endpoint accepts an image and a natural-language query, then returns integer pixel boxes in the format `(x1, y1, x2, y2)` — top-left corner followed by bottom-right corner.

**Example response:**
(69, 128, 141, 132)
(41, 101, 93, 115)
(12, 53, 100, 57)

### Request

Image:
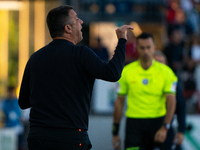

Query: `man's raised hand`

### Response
(115, 25, 134, 40)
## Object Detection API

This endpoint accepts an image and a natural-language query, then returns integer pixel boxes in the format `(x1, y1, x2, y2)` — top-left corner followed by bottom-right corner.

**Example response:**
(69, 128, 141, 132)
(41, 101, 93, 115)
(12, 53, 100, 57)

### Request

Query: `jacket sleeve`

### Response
(175, 82, 186, 133)
(18, 59, 32, 109)
(82, 38, 127, 82)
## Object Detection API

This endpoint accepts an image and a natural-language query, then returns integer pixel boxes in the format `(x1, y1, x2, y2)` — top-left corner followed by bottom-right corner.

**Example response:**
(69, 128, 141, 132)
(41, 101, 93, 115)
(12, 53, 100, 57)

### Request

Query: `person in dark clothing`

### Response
(167, 8, 194, 39)
(164, 82, 186, 150)
(2, 86, 25, 150)
(163, 28, 186, 75)
(18, 5, 133, 150)
(92, 37, 109, 62)
(154, 51, 186, 150)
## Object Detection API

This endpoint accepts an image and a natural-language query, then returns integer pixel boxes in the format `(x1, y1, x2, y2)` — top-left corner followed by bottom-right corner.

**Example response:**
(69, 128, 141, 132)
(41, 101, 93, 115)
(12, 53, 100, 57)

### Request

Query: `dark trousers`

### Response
(164, 127, 182, 150)
(27, 127, 92, 150)
(125, 117, 164, 150)
(28, 138, 91, 150)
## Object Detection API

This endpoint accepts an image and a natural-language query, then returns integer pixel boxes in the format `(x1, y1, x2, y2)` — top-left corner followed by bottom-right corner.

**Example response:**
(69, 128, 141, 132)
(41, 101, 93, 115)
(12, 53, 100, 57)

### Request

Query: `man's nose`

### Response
(80, 19, 83, 24)
(144, 49, 149, 53)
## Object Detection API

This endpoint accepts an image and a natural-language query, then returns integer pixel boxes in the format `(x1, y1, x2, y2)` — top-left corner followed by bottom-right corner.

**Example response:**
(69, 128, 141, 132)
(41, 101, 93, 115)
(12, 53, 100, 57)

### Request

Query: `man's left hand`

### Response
(174, 132, 184, 145)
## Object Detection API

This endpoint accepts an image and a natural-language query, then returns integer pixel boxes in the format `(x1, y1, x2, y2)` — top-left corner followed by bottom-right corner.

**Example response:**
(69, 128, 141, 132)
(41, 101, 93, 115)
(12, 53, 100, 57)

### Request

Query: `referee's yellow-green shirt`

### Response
(117, 60, 177, 118)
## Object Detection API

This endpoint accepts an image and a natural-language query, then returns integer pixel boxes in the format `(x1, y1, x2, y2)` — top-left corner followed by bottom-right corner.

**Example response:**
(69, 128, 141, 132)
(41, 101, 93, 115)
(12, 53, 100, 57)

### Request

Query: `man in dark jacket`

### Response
(154, 51, 186, 150)
(18, 5, 133, 150)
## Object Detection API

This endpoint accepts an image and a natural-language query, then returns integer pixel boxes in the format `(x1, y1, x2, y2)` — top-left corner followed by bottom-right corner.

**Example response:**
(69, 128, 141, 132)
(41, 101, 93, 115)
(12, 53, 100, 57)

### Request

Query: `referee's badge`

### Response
(142, 78, 148, 85)
(116, 82, 120, 92)
(171, 81, 177, 92)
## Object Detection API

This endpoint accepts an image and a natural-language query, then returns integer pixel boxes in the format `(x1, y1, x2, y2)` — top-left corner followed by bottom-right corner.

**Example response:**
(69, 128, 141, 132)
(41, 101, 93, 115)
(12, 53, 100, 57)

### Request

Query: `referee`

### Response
(18, 5, 133, 150)
(112, 33, 177, 150)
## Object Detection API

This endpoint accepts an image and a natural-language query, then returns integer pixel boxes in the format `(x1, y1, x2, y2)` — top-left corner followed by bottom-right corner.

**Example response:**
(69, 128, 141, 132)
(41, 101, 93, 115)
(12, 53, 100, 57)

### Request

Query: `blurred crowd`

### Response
(0, 86, 29, 150)
(163, 0, 200, 114)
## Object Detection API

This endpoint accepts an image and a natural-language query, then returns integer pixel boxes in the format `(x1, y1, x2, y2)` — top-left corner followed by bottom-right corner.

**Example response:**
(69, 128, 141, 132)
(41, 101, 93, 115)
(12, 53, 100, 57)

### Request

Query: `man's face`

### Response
(154, 55, 166, 65)
(171, 30, 183, 45)
(68, 9, 83, 44)
(136, 38, 155, 62)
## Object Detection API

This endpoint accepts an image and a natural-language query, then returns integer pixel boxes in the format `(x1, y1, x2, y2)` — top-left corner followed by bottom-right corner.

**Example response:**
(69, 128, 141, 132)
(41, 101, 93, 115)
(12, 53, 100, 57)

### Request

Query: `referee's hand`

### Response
(115, 25, 134, 40)
(154, 126, 168, 143)
(112, 135, 121, 150)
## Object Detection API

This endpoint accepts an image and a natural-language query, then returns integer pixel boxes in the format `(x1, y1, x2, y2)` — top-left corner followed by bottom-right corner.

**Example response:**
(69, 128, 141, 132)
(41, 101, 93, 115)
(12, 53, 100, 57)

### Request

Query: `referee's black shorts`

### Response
(125, 116, 164, 150)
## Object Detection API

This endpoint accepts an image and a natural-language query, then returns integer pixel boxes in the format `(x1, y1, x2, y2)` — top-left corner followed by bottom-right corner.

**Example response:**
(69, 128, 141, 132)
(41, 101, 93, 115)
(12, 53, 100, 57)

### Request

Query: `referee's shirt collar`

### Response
(138, 59, 155, 70)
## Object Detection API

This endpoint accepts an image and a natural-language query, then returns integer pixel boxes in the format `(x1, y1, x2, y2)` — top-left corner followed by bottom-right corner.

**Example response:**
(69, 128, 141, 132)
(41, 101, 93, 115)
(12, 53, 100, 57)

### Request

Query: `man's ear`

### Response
(64, 24, 72, 34)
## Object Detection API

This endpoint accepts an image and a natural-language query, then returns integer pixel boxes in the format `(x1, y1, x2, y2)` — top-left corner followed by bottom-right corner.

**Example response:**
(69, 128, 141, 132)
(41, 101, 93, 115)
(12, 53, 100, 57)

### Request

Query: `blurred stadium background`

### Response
(0, 0, 200, 150)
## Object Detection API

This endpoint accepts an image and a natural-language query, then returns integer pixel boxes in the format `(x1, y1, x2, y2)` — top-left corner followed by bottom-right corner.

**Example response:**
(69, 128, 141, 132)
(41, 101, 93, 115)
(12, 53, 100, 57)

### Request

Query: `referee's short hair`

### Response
(136, 32, 155, 44)
(47, 5, 73, 38)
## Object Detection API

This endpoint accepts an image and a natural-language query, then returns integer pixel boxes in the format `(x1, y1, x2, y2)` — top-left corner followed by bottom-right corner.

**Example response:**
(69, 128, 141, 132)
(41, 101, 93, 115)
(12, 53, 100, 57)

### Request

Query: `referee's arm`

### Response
(113, 95, 126, 123)
(154, 93, 176, 143)
(164, 94, 176, 126)
(112, 95, 126, 149)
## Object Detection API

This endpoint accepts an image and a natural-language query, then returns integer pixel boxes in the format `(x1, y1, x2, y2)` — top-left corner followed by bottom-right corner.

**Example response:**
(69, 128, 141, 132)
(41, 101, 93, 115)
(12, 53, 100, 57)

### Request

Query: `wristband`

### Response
(112, 123, 120, 135)
(163, 123, 171, 130)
